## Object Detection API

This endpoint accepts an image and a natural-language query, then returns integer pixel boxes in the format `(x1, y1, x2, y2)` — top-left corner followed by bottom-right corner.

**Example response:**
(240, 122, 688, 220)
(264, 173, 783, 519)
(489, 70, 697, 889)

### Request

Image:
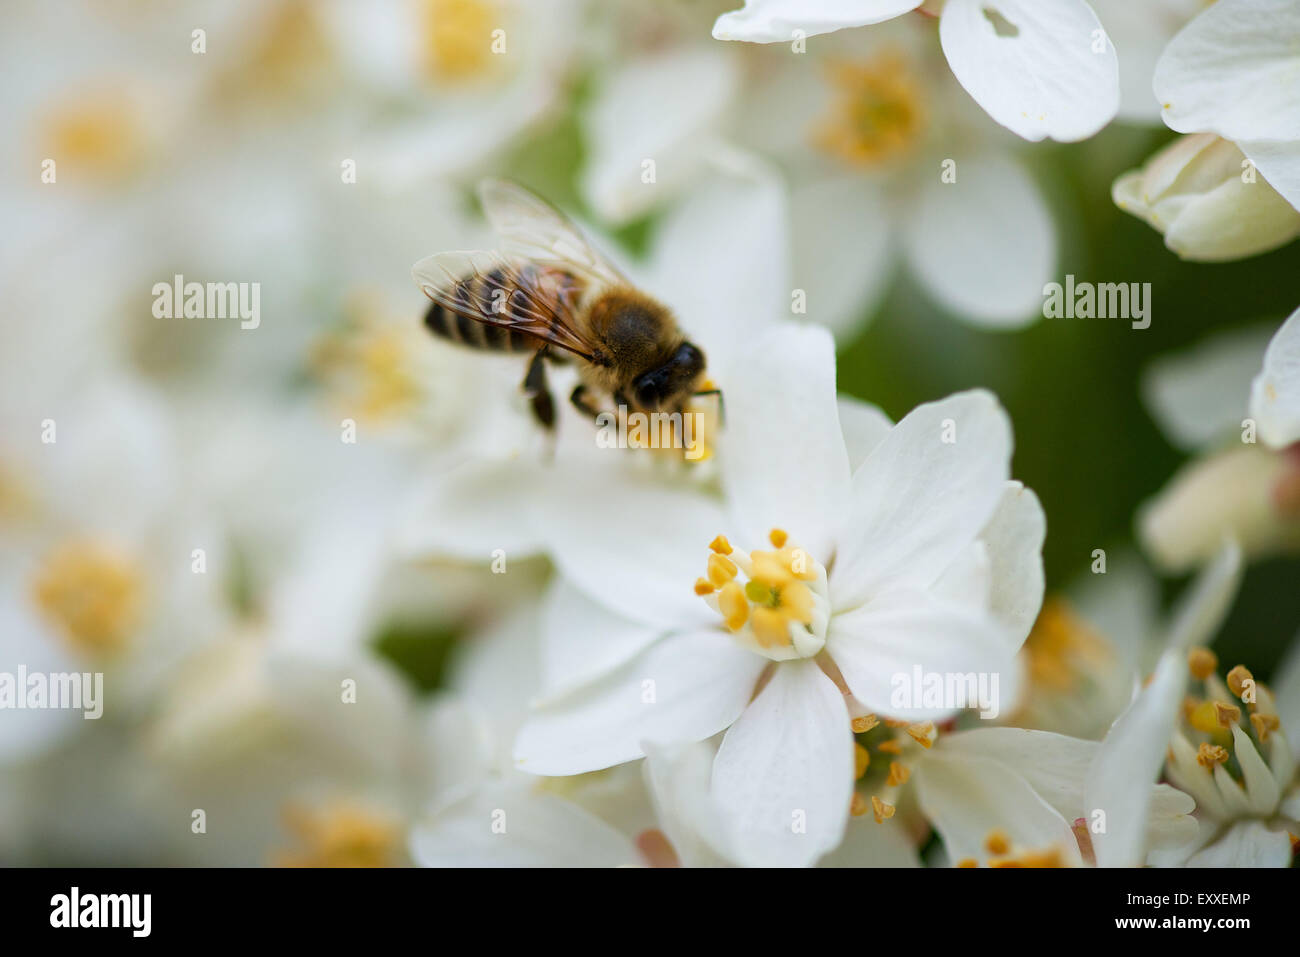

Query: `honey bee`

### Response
(412, 179, 714, 431)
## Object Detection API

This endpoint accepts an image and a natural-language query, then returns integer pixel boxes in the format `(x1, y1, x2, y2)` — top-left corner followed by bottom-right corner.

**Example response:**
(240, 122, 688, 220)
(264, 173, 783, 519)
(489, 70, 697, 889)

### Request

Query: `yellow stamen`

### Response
(1226, 665, 1254, 699)
(1016, 848, 1065, 868)
(813, 52, 926, 170)
(1187, 647, 1218, 681)
(750, 551, 796, 588)
(850, 793, 870, 818)
(852, 714, 880, 734)
(273, 800, 403, 868)
(957, 858, 979, 868)
(877, 739, 903, 755)
(693, 578, 714, 596)
(985, 830, 1011, 856)
(709, 535, 733, 556)
(1251, 713, 1280, 740)
(43, 90, 145, 181)
(1188, 700, 1223, 734)
(1214, 701, 1241, 727)
(887, 761, 910, 787)
(768, 528, 788, 548)
(717, 582, 749, 632)
(31, 541, 144, 656)
(422, 0, 499, 84)
(871, 796, 895, 823)
(854, 743, 871, 779)
(1196, 743, 1229, 768)
(750, 606, 792, 648)
(906, 722, 936, 749)
(707, 553, 738, 587)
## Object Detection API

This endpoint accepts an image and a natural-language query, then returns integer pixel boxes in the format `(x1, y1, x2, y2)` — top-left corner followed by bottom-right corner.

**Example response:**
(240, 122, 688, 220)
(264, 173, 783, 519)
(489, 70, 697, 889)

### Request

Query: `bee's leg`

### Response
(569, 385, 604, 423)
(522, 349, 556, 430)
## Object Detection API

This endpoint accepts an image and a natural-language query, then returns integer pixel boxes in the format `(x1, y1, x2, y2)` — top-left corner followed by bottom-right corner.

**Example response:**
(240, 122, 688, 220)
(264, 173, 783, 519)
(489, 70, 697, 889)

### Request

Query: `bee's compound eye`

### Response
(633, 375, 664, 409)
(675, 342, 704, 377)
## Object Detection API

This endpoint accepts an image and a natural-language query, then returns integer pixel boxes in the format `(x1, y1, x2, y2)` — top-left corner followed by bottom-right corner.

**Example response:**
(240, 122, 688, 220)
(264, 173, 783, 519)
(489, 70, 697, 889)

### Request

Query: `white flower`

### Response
(318, 0, 581, 187)
(513, 322, 1044, 865)
(712, 0, 1120, 143)
(1084, 543, 1243, 867)
(1139, 308, 1300, 572)
(914, 726, 1195, 866)
(1084, 542, 1300, 867)
(411, 608, 667, 867)
(736, 22, 1057, 333)
(581, 18, 1059, 336)
(0, 377, 231, 764)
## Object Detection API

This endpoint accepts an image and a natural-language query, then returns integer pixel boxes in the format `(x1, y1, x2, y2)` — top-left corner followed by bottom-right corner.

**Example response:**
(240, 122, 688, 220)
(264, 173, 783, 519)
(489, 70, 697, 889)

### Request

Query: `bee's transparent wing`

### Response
(412, 249, 597, 360)
(477, 178, 627, 289)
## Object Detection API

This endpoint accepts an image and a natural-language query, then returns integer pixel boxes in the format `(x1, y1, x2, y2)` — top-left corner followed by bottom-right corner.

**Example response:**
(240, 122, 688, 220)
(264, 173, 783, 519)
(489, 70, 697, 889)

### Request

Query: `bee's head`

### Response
(632, 341, 706, 410)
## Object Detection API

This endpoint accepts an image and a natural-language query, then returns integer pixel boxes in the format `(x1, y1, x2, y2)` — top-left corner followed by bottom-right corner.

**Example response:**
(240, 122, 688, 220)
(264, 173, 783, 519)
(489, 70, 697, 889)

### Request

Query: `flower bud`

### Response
(1113, 134, 1300, 262)
(1138, 444, 1300, 573)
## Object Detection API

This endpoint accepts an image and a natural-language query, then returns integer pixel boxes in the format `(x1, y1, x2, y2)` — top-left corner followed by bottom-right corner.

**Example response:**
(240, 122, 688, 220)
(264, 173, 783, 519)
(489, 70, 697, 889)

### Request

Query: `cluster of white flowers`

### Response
(1, 0, 1298, 870)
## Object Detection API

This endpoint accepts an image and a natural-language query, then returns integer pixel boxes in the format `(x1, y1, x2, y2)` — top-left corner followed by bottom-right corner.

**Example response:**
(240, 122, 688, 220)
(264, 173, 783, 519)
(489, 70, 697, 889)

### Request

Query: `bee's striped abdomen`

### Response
(423, 268, 539, 354)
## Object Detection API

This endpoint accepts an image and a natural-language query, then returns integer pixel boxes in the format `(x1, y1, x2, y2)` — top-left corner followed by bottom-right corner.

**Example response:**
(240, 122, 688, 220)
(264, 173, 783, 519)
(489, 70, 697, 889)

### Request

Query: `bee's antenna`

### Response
(693, 388, 725, 427)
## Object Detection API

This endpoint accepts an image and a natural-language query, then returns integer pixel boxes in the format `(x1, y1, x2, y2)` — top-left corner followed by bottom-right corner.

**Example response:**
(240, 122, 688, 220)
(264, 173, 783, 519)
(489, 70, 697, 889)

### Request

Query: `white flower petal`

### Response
(976, 481, 1046, 648)
(1249, 306, 1300, 448)
(827, 588, 1013, 720)
(1089, 0, 1201, 124)
(901, 153, 1055, 328)
(642, 155, 789, 363)
(914, 751, 1080, 865)
(538, 469, 725, 630)
(539, 581, 663, 702)
(410, 781, 640, 868)
(514, 629, 766, 775)
(943, 727, 1197, 850)
(1231, 725, 1281, 816)
(790, 177, 895, 340)
(580, 47, 740, 224)
(1184, 820, 1294, 868)
(1154, 0, 1300, 144)
(837, 396, 894, 473)
(642, 739, 740, 867)
(832, 390, 1012, 609)
(939, 0, 1119, 142)
(1085, 647, 1187, 867)
(1160, 539, 1243, 652)
(720, 323, 850, 559)
(396, 460, 544, 561)
(819, 815, 921, 867)
(712, 0, 922, 43)
(1143, 323, 1277, 451)
(712, 660, 853, 867)
(1240, 139, 1300, 212)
